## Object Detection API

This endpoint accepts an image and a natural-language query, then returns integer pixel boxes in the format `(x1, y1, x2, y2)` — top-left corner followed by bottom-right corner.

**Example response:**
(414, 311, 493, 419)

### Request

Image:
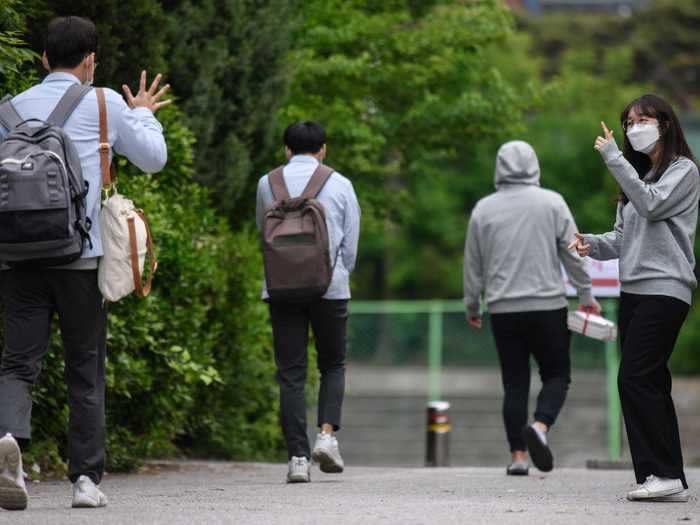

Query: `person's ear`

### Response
(41, 51, 50, 72)
(319, 144, 327, 161)
(284, 146, 292, 160)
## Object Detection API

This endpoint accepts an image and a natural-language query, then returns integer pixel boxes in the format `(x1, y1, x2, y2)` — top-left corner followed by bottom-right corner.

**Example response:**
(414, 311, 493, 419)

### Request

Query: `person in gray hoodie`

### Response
(464, 140, 600, 475)
(571, 94, 698, 503)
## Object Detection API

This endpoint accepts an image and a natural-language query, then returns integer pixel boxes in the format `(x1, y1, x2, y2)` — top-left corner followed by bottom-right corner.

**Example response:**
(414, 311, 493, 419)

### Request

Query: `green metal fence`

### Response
(348, 299, 622, 460)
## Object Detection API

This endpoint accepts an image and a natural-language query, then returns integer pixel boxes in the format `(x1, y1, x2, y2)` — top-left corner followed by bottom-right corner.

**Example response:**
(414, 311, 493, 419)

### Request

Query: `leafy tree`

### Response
(283, 0, 541, 298)
(0, 0, 39, 93)
(0, 5, 285, 474)
(20, 0, 298, 225)
(163, 0, 298, 224)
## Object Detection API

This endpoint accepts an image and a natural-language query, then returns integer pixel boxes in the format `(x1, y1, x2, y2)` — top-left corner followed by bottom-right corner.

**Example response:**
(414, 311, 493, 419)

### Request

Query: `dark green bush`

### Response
(0, 98, 284, 475)
(1, 3, 287, 475)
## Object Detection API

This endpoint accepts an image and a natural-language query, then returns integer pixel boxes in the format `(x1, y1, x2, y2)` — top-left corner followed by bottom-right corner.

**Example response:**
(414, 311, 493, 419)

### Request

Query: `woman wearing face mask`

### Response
(570, 94, 698, 503)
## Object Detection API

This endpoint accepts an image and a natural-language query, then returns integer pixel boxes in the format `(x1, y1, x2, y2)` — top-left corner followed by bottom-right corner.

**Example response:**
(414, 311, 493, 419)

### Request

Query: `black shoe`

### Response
(506, 462, 529, 476)
(523, 426, 553, 472)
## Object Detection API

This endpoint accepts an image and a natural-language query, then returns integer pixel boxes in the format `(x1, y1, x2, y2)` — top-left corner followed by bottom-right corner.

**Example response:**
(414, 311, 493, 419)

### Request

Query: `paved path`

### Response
(3, 462, 698, 524)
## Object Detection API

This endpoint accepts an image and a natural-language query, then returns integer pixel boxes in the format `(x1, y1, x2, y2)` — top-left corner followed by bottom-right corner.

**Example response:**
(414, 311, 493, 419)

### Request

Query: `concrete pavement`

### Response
(2, 461, 698, 524)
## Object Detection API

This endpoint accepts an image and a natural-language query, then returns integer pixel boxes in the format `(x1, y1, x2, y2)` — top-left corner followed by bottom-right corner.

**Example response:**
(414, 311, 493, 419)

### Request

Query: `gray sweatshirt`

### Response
(463, 141, 594, 317)
(583, 140, 699, 304)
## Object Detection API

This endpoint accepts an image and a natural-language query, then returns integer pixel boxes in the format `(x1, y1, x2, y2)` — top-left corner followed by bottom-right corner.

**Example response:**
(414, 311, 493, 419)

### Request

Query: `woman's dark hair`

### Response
(619, 94, 695, 203)
(45, 16, 98, 69)
(283, 121, 326, 155)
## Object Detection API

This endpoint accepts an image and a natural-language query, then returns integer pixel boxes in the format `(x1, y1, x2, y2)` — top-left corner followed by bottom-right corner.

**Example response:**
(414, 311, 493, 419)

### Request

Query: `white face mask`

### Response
(626, 123, 660, 154)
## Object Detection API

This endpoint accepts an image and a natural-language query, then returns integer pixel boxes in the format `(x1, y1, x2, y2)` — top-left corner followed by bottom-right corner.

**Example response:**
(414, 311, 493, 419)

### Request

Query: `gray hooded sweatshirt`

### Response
(583, 139, 698, 304)
(463, 141, 594, 318)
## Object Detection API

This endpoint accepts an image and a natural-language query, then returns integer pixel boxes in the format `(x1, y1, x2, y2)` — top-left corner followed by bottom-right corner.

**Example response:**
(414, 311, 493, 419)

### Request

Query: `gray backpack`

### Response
(261, 164, 334, 302)
(0, 84, 92, 267)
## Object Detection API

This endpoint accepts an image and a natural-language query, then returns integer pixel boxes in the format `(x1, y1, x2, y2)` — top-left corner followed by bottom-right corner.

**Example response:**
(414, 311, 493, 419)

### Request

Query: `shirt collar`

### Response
(42, 72, 82, 85)
(289, 155, 319, 165)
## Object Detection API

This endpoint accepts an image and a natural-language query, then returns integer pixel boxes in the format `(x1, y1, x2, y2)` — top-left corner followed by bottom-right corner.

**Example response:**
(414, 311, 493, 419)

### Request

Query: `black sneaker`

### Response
(523, 425, 553, 472)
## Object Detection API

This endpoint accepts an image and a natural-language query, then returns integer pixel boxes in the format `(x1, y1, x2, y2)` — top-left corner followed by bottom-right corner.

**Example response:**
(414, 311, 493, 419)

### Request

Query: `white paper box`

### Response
(567, 310, 617, 342)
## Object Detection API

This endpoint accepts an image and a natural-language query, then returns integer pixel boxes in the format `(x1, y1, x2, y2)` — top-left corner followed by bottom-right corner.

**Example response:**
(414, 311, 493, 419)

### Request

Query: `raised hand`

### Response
(594, 121, 614, 150)
(567, 232, 591, 257)
(122, 71, 172, 113)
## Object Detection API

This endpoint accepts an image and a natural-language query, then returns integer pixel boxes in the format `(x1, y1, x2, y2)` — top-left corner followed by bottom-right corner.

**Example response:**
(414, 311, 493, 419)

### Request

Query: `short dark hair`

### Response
(45, 16, 98, 69)
(283, 122, 326, 155)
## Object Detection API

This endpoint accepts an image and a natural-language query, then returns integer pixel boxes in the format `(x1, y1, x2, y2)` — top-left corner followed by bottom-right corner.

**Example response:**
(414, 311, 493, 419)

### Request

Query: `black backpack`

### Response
(0, 84, 92, 266)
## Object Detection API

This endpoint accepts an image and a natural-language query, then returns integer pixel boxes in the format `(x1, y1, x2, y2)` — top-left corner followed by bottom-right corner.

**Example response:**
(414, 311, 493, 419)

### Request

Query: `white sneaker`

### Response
(72, 475, 108, 508)
(0, 433, 28, 511)
(626, 475, 684, 501)
(311, 432, 344, 473)
(287, 456, 310, 483)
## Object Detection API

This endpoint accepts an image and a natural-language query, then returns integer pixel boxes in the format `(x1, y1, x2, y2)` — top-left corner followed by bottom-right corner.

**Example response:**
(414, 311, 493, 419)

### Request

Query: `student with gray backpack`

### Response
(0, 16, 169, 510)
(256, 122, 361, 483)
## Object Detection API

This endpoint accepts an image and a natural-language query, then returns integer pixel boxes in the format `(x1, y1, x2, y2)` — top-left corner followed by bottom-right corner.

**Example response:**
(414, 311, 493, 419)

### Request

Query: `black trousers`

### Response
(0, 269, 107, 484)
(490, 308, 571, 452)
(268, 299, 348, 460)
(618, 292, 689, 489)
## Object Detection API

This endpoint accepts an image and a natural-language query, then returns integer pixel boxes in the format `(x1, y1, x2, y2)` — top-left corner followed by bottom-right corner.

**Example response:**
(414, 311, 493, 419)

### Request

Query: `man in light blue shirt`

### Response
(0, 16, 169, 510)
(256, 121, 360, 483)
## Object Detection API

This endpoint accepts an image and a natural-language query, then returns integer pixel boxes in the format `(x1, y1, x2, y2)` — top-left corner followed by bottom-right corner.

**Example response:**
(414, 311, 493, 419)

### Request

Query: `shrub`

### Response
(0, 103, 283, 475)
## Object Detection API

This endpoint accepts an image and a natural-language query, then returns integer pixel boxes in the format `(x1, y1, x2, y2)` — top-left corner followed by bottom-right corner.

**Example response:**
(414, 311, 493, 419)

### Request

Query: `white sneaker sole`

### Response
(647, 490, 690, 503)
(311, 447, 344, 473)
(627, 486, 684, 501)
(0, 475, 27, 511)
(0, 437, 27, 511)
(286, 474, 310, 484)
(72, 495, 108, 508)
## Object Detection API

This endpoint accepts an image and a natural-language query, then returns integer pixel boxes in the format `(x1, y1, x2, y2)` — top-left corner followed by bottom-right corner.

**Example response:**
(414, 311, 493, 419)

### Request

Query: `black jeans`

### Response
(618, 292, 689, 489)
(0, 269, 107, 484)
(268, 299, 348, 460)
(490, 307, 571, 452)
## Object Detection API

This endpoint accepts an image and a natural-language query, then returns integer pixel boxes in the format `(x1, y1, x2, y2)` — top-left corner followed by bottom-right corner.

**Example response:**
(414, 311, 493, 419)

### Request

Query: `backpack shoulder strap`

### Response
(0, 96, 23, 131)
(47, 84, 92, 127)
(268, 166, 290, 201)
(301, 164, 334, 199)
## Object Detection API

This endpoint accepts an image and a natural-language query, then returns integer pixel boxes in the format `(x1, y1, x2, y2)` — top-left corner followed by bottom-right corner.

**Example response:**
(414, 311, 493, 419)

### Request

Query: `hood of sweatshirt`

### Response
(494, 141, 541, 189)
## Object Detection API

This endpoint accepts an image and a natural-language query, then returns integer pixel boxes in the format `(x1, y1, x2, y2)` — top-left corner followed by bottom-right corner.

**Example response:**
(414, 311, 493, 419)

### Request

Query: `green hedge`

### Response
(0, 104, 285, 476)
(1, 4, 287, 476)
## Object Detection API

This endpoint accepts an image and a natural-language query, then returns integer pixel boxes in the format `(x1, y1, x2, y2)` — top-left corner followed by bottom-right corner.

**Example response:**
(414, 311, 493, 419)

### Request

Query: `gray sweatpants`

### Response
(0, 269, 107, 484)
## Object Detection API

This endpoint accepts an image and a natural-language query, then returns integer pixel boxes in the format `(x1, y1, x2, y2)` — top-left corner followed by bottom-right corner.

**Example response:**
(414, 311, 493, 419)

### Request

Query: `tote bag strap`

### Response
(127, 210, 157, 297)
